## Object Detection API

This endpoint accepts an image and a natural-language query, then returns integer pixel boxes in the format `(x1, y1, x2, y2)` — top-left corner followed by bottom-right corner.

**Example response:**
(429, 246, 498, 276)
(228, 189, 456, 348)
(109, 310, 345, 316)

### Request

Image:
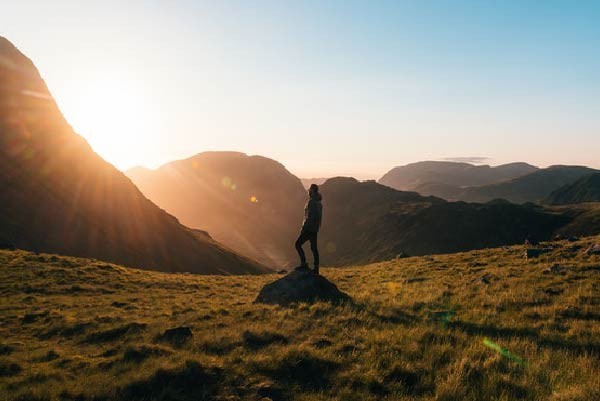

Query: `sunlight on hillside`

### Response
(1, 237, 598, 400)
(2, 2, 600, 400)
(56, 70, 158, 170)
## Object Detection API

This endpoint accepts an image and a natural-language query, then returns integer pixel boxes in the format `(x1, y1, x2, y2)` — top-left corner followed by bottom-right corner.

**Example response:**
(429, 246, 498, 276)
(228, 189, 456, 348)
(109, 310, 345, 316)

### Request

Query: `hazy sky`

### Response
(3, 1, 599, 178)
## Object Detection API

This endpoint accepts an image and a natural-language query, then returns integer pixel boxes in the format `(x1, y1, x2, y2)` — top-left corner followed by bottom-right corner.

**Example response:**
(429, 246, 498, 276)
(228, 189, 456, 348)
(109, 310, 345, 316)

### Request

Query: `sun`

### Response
(55, 71, 157, 170)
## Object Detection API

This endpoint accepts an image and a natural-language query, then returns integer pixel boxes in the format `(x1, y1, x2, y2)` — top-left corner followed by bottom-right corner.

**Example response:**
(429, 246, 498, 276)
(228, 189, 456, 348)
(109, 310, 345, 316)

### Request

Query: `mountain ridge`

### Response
(380, 161, 599, 204)
(379, 161, 538, 193)
(126, 151, 307, 268)
(459, 165, 599, 204)
(317, 176, 572, 266)
(0, 36, 268, 275)
(544, 173, 600, 205)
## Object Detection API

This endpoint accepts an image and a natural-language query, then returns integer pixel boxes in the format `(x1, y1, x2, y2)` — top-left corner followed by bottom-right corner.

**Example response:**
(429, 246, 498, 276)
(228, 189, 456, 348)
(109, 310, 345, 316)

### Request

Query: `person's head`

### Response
(309, 184, 319, 197)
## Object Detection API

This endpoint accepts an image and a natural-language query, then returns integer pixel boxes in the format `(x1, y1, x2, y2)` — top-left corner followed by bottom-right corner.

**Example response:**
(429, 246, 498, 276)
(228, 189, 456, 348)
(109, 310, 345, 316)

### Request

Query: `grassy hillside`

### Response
(1, 238, 599, 401)
(551, 203, 600, 237)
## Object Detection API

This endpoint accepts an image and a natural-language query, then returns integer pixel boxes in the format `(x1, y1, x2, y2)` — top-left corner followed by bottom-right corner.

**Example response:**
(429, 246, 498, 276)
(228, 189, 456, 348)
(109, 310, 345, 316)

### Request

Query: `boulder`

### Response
(255, 270, 351, 306)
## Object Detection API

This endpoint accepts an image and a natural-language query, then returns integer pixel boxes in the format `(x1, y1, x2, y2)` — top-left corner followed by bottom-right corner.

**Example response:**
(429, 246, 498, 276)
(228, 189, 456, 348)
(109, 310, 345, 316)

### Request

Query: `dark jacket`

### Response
(301, 192, 323, 233)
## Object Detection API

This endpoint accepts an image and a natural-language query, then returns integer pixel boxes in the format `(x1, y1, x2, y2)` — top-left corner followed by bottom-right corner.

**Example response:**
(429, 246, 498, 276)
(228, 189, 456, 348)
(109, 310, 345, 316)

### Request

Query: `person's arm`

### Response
(316, 203, 322, 230)
(305, 199, 319, 231)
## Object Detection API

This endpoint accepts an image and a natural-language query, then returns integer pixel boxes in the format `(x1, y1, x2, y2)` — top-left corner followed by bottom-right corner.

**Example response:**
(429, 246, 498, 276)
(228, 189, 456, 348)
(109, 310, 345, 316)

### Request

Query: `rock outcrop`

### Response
(256, 270, 351, 306)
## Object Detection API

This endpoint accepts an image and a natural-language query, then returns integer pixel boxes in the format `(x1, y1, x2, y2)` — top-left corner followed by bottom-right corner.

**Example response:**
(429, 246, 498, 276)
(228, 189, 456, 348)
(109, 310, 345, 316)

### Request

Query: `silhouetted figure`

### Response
(295, 184, 323, 274)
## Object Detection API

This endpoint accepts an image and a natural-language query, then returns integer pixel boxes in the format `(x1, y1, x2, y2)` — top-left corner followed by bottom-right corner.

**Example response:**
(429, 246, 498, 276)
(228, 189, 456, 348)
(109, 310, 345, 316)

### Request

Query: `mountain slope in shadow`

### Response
(0, 36, 267, 274)
(543, 173, 600, 205)
(318, 177, 573, 266)
(127, 152, 306, 268)
(459, 166, 599, 204)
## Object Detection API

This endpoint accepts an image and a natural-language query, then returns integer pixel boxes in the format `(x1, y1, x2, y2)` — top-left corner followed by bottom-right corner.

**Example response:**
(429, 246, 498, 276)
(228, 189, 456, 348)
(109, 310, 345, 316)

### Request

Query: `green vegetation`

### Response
(1, 237, 599, 401)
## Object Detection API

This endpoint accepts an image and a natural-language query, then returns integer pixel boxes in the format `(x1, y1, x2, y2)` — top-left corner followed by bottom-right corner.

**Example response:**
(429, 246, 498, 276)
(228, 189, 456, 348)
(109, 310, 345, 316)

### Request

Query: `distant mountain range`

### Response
(1, 35, 599, 272)
(318, 177, 576, 266)
(127, 152, 306, 268)
(128, 155, 600, 267)
(544, 173, 600, 205)
(457, 166, 599, 204)
(380, 161, 537, 193)
(0, 37, 267, 275)
(380, 161, 599, 204)
(300, 178, 329, 189)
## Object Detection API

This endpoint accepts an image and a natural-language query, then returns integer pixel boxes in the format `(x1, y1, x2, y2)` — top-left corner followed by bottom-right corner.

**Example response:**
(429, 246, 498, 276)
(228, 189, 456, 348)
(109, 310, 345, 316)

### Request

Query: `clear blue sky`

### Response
(2, 1, 599, 178)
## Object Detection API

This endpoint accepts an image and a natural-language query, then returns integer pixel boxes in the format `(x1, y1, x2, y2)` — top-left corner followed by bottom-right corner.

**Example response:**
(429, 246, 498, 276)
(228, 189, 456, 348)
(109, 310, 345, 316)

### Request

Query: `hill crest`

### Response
(0, 36, 268, 275)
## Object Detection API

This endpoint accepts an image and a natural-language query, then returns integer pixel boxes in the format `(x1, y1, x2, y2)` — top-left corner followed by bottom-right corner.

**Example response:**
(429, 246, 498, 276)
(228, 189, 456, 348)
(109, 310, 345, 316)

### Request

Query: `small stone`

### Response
(543, 264, 564, 274)
(585, 244, 600, 255)
(158, 327, 193, 346)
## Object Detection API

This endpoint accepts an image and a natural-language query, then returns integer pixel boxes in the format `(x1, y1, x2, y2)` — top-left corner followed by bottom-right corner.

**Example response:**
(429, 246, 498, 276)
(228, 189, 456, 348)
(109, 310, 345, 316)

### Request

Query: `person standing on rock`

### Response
(295, 184, 323, 274)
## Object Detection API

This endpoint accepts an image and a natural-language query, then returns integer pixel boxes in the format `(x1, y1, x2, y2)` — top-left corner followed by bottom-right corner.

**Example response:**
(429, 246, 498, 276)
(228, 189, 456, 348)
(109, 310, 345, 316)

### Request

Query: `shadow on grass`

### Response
(253, 349, 340, 391)
(117, 360, 222, 401)
(448, 320, 600, 355)
(558, 308, 600, 321)
(242, 330, 288, 350)
(0, 361, 22, 377)
(345, 302, 419, 326)
(83, 322, 146, 344)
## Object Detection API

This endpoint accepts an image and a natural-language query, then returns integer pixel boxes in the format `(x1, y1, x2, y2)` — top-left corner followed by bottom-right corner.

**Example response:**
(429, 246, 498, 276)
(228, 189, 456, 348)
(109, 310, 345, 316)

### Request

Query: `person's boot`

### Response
(294, 263, 309, 271)
(312, 265, 319, 275)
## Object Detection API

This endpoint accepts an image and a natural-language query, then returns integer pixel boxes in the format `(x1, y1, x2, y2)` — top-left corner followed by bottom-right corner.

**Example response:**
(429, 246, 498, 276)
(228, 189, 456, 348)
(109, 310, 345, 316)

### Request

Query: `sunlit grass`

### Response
(0, 236, 598, 400)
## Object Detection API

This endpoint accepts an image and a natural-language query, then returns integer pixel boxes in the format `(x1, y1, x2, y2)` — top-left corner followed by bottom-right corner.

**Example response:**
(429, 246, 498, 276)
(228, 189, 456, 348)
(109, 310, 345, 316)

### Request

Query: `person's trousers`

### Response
(295, 230, 319, 267)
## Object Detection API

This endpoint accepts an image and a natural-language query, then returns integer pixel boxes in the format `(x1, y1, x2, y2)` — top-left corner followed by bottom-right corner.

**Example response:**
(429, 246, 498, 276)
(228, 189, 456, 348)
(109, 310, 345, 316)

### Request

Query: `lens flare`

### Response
(221, 176, 236, 190)
(482, 338, 525, 365)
